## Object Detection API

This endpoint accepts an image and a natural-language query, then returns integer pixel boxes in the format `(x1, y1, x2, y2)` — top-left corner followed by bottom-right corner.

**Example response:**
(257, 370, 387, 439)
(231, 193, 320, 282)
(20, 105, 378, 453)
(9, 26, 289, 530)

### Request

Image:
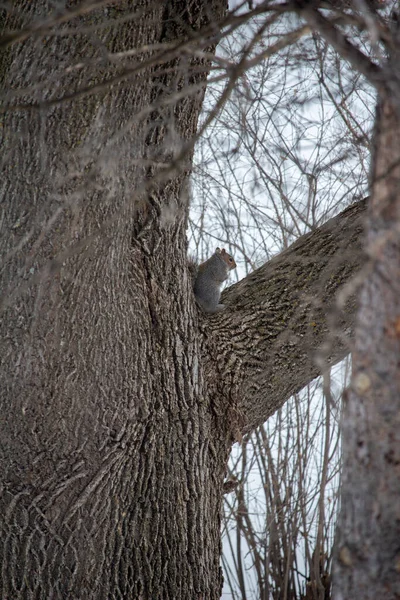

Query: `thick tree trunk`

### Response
(333, 96, 400, 597)
(0, 2, 229, 599)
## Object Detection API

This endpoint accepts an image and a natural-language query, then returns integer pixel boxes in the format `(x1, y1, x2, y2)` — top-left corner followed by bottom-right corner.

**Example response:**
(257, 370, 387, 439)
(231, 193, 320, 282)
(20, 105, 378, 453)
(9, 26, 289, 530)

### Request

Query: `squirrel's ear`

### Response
(215, 247, 221, 254)
(220, 249, 226, 256)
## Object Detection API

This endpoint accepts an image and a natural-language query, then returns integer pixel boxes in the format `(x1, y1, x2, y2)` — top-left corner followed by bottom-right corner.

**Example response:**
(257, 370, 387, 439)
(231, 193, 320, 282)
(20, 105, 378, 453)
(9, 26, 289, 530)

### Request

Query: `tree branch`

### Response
(292, 2, 385, 92)
(210, 200, 367, 433)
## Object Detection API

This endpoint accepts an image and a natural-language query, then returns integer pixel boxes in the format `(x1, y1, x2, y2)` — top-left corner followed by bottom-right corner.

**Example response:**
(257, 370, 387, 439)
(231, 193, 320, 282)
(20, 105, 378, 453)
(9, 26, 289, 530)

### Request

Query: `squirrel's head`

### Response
(216, 247, 237, 270)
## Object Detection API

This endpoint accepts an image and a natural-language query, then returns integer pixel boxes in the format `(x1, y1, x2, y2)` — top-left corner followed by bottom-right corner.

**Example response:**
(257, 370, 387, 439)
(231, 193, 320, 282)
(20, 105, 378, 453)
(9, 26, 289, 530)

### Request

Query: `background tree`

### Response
(0, 2, 398, 600)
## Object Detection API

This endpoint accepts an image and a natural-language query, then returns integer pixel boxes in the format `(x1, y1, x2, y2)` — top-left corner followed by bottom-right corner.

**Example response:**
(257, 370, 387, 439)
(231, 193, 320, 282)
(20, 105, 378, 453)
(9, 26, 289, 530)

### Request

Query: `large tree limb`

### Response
(207, 200, 367, 433)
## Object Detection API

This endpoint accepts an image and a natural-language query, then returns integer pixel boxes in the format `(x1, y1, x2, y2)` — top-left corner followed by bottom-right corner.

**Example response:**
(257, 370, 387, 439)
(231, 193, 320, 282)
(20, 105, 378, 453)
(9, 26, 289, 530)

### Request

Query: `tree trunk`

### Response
(0, 2, 229, 598)
(333, 96, 400, 598)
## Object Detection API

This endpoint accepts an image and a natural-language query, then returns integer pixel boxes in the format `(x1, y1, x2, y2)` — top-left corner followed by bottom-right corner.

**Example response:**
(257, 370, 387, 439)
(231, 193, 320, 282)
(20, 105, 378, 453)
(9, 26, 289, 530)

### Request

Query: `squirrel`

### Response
(193, 247, 237, 313)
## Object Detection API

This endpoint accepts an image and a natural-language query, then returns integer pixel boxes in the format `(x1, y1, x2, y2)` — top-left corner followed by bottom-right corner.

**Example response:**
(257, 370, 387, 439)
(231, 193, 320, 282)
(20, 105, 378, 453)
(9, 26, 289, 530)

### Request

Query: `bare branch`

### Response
(292, 1, 384, 91)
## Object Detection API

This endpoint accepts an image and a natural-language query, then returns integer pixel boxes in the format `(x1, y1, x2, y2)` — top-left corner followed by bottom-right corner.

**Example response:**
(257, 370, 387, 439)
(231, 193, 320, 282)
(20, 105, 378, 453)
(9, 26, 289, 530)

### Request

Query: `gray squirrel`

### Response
(193, 247, 237, 313)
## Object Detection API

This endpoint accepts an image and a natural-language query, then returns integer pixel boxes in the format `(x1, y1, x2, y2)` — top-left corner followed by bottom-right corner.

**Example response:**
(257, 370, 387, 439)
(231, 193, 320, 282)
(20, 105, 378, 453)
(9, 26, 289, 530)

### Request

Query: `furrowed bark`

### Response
(0, 2, 229, 599)
(209, 200, 366, 433)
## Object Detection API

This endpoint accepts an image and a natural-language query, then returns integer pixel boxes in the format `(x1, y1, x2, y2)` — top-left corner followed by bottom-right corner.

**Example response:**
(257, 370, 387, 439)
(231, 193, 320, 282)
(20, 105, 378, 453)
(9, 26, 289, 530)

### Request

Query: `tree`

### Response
(333, 45, 400, 600)
(0, 2, 398, 599)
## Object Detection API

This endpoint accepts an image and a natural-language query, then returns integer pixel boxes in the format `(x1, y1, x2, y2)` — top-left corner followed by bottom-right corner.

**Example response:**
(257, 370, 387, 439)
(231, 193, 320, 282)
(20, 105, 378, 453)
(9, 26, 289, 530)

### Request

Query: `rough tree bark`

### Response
(1, 2, 230, 598)
(216, 199, 365, 432)
(0, 2, 365, 599)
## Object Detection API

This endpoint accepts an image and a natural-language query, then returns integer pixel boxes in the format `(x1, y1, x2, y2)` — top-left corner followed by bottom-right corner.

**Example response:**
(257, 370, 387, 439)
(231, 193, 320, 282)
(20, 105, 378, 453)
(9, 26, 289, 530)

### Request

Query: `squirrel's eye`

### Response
(229, 257, 233, 262)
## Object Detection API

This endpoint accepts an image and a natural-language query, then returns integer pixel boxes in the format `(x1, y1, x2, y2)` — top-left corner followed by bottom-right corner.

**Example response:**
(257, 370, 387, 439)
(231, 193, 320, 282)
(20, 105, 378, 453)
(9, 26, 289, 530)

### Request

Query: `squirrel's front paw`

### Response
(213, 303, 225, 313)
